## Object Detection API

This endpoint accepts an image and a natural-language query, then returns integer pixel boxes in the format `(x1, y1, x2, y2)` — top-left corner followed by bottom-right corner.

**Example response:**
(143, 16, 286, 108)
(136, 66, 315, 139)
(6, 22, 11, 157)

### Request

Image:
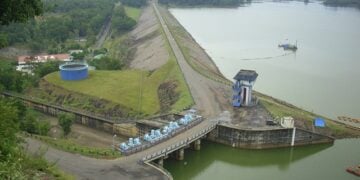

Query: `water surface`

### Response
(164, 139, 360, 180)
(170, 1, 360, 119)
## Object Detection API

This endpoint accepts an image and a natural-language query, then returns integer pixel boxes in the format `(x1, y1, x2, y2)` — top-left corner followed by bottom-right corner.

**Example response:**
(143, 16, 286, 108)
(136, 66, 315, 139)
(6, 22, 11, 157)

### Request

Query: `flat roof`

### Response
(234, 69, 258, 81)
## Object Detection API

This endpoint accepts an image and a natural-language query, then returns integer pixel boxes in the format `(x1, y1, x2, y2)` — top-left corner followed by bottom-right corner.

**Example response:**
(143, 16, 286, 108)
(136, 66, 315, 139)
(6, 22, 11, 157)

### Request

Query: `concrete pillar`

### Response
(157, 157, 164, 167)
(176, 148, 184, 161)
(194, 139, 201, 151)
(291, 127, 296, 146)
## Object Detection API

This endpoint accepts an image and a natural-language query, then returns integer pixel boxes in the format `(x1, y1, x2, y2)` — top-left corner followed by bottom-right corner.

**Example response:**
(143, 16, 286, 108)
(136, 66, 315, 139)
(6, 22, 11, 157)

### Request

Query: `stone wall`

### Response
(207, 124, 334, 149)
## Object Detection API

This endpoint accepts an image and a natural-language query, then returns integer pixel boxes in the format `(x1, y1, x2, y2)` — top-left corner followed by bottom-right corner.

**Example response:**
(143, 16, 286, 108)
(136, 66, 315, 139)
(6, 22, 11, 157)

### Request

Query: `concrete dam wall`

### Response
(207, 124, 334, 149)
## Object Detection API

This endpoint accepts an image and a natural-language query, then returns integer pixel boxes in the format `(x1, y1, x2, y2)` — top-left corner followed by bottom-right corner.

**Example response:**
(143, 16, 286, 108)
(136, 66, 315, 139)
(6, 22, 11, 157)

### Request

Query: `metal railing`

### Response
(120, 117, 205, 155)
(140, 121, 219, 162)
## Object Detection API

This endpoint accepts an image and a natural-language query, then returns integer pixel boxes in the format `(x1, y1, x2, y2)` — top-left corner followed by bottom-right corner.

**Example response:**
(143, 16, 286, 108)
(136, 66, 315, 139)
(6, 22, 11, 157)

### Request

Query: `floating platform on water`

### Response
(278, 43, 298, 51)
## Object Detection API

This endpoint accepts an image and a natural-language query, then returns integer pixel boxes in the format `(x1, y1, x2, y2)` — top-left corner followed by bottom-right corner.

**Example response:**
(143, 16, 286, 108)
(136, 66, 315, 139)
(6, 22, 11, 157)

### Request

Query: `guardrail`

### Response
(120, 117, 204, 155)
(140, 121, 218, 162)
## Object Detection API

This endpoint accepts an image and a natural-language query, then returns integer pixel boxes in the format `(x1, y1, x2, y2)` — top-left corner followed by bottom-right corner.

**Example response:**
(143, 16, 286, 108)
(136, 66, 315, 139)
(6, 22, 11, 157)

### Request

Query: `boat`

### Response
(346, 165, 360, 176)
(278, 40, 298, 51)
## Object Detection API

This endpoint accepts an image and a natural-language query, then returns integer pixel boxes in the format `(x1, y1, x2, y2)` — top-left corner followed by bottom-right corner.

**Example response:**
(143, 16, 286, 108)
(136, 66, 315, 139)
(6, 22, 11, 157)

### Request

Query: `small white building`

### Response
(281, 116, 295, 128)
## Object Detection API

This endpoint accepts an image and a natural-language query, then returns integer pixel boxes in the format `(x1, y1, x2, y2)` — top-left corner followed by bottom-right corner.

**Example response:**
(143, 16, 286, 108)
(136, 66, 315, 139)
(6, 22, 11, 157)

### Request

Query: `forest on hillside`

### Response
(0, 0, 136, 53)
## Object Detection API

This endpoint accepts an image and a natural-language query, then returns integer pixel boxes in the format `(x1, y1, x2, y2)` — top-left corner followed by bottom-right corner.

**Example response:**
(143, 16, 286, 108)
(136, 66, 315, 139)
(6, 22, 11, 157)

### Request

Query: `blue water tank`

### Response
(59, 63, 88, 81)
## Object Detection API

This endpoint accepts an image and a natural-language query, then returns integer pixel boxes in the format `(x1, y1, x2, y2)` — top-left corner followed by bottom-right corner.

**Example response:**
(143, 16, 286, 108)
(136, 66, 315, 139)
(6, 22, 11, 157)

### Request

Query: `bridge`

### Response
(141, 119, 218, 162)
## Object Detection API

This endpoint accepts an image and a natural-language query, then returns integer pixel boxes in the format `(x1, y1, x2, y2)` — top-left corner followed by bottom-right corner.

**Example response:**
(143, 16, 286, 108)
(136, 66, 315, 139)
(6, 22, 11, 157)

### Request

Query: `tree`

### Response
(0, 98, 20, 161)
(120, 0, 147, 7)
(0, 33, 8, 48)
(22, 112, 38, 134)
(37, 121, 50, 136)
(0, 0, 43, 25)
(71, 52, 85, 60)
(89, 56, 123, 70)
(58, 113, 75, 136)
(33, 61, 61, 78)
(0, 60, 26, 92)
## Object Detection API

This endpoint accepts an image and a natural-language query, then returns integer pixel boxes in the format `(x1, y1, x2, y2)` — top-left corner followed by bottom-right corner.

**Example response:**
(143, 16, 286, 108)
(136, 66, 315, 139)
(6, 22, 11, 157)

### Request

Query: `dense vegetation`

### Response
(324, 0, 360, 7)
(120, 0, 147, 7)
(0, 0, 114, 51)
(0, 59, 61, 93)
(0, 60, 34, 92)
(89, 56, 123, 70)
(159, 0, 242, 6)
(0, 97, 70, 179)
(0, 0, 43, 25)
(111, 5, 137, 33)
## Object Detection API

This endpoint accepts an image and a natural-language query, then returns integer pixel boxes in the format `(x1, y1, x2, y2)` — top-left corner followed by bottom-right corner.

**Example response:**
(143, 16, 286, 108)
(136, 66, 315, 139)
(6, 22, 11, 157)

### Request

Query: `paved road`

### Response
(152, 3, 229, 118)
(25, 113, 228, 179)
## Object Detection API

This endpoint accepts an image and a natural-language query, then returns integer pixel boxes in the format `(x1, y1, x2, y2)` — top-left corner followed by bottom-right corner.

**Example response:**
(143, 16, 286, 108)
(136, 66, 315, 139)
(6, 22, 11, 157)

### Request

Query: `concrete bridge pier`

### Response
(157, 157, 164, 167)
(175, 148, 184, 160)
(193, 139, 201, 151)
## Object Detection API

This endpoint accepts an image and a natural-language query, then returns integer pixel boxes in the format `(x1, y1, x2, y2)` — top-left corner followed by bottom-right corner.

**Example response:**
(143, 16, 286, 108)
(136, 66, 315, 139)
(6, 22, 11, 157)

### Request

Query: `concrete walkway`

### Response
(152, 3, 229, 118)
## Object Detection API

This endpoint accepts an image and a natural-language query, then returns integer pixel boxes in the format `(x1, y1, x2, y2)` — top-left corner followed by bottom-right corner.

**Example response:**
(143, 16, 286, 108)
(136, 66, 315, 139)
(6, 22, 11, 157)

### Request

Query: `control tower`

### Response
(232, 70, 258, 107)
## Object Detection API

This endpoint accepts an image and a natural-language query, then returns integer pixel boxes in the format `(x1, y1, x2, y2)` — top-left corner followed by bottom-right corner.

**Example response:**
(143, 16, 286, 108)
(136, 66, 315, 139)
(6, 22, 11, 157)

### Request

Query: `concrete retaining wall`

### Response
(207, 124, 334, 149)
(20, 98, 114, 133)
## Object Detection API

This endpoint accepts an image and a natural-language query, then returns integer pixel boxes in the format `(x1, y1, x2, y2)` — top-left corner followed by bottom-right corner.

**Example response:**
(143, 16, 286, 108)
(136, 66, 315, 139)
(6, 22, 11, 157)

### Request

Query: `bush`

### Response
(89, 56, 123, 70)
(37, 120, 51, 136)
(58, 112, 75, 136)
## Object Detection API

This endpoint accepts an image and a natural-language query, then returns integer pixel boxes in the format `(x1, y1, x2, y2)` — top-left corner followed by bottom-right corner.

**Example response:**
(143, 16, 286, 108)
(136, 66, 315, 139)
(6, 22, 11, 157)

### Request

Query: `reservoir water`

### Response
(164, 139, 360, 180)
(170, 1, 360, 119)
(165, 2, 360, 179)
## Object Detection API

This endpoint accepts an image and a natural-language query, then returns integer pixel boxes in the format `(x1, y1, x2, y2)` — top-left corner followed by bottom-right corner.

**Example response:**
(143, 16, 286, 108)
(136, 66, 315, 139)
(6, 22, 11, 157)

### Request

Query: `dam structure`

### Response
(4, 2, 339, 180)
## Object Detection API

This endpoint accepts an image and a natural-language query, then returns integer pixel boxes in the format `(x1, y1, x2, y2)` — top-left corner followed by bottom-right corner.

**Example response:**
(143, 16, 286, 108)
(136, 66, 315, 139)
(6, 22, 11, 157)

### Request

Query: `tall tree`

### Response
(0, 0, 43, 25)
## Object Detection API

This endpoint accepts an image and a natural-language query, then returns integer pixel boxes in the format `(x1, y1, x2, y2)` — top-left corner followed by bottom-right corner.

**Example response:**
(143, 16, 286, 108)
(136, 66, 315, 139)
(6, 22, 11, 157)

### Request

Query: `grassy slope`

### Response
(258, 93, 360, 138)
(45, 57, 192, 116)
(124, 6, 142, 21)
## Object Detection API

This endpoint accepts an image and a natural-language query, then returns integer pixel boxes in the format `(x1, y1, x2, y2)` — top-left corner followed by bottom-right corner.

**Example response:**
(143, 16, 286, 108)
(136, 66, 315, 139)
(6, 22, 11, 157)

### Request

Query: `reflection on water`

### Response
(164, 139, 359, 180)
(170, 1, 360, 119)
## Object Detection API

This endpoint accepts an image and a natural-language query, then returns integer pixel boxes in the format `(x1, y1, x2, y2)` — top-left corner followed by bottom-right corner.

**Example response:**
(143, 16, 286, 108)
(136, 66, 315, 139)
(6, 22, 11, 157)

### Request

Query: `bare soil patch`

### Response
(158, 80, 179, 113)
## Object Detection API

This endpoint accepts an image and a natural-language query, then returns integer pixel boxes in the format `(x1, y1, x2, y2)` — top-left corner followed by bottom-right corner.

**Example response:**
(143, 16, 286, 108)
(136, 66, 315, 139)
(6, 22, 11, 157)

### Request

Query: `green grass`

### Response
(45, 58, 193, 116)
(258, 93, 353, 137)
(32, 134, 121, 159)
(124, 6, 141, 21)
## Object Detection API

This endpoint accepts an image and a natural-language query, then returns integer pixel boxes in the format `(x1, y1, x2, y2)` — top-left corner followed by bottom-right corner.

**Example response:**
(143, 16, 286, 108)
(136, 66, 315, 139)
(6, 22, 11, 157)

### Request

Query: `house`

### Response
(17, 54, 71, 65)
(16, 53, 71, 74)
